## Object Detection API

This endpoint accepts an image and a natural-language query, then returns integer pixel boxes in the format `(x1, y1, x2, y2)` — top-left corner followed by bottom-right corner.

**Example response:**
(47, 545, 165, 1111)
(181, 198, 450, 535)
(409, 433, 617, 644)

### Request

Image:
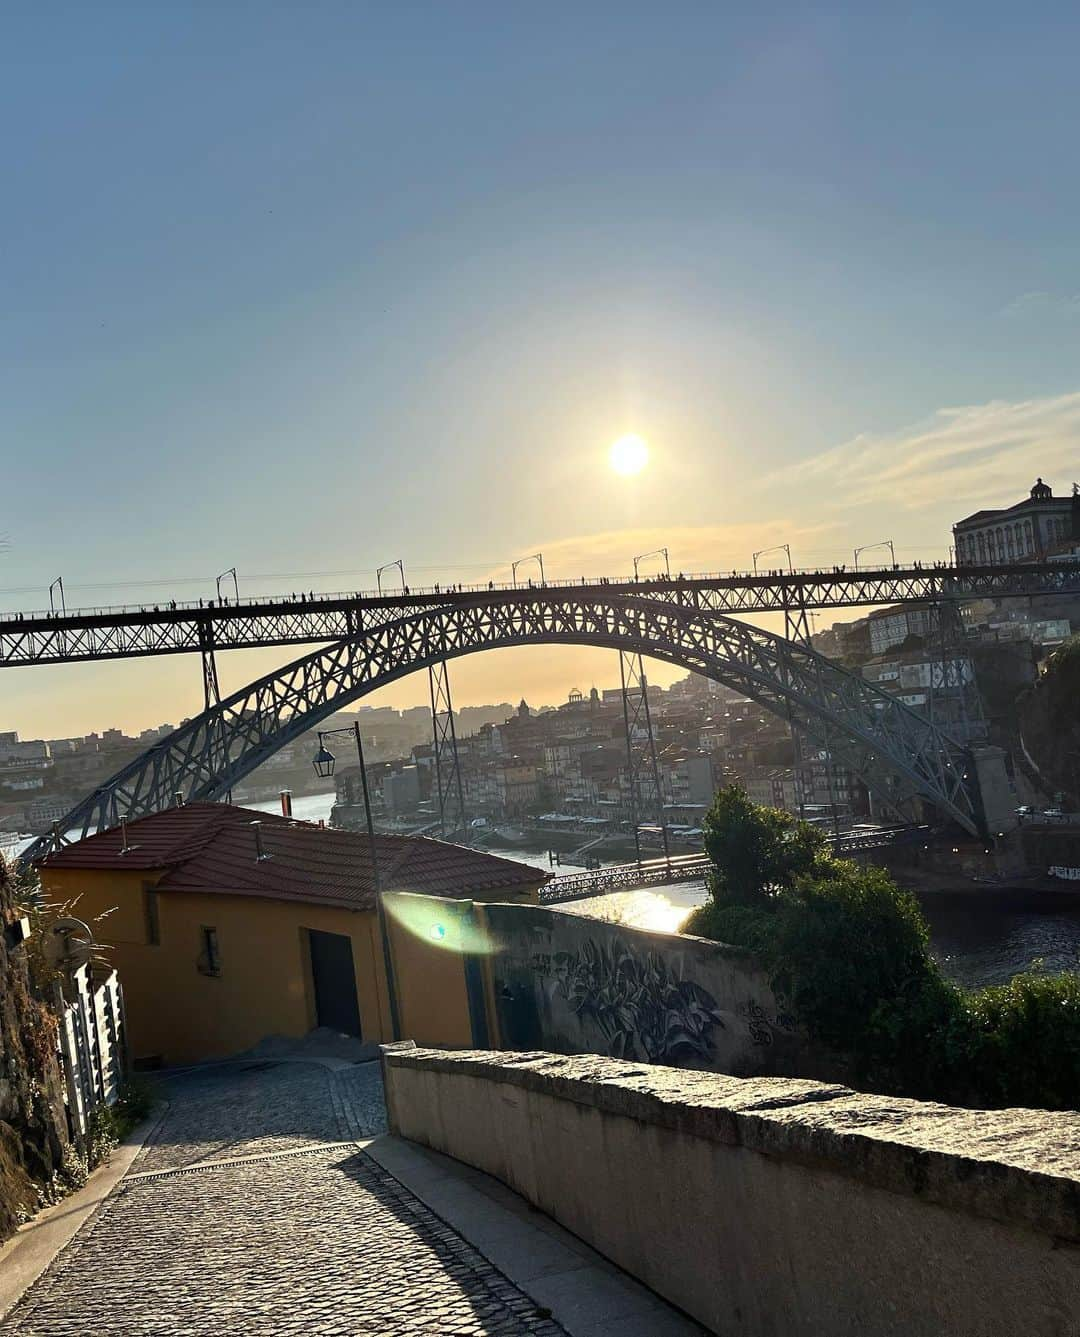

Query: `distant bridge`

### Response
(539, 826, 931, 904)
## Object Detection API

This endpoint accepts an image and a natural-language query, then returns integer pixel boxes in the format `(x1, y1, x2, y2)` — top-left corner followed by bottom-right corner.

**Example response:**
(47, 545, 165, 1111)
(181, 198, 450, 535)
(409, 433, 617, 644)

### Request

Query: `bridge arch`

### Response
(24, 590, 985, 861)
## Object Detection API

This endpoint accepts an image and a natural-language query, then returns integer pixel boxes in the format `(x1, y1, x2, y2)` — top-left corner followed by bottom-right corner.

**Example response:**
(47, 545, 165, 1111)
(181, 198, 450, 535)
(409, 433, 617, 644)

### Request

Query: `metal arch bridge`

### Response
(2, 560, 1079, 666)
(19, 588, 989, 864)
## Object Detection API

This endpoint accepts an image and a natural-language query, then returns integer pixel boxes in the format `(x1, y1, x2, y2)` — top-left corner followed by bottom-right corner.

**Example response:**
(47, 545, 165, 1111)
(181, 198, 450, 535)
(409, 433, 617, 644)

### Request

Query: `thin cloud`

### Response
(1000, 291, 1080, 320)
(787, 391, 1080, 511)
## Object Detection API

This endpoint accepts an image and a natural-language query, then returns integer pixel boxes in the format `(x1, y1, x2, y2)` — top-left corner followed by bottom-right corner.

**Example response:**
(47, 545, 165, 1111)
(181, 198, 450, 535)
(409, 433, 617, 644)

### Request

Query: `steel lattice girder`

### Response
(21, 592, 985, 863)
(5, 561, 1080, 665)
(428, 659, 466, 837)
(619, 652, 668, 842)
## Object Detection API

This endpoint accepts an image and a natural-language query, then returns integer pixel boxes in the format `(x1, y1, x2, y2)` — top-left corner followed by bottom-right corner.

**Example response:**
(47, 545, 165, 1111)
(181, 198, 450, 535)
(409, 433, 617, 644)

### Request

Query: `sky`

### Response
(5, 3, 1080, 737)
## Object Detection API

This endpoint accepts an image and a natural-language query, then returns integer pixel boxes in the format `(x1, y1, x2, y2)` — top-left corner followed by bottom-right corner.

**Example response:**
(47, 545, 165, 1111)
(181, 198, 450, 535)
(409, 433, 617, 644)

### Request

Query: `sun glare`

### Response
(609, 434, 649, 476)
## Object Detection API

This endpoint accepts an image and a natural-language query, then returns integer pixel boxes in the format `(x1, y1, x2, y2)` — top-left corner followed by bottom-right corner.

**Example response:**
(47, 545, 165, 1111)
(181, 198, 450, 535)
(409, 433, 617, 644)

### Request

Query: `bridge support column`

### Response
(429, 660, 467, 840)
(619, 652, 670, 866)
(782, 590, 832, 829)
(970, 745, 1019, 837)
(197, 619, 230, 804)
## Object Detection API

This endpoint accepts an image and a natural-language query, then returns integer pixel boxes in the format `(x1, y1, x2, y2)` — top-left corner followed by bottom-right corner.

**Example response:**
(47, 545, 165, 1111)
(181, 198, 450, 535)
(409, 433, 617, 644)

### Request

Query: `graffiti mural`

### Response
(540, 936, 726, 1063)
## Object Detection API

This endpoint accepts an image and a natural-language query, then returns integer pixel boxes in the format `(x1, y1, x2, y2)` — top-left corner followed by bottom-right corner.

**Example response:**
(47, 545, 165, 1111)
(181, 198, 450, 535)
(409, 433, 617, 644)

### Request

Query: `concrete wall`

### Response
(383, 1046, 1080, 1337)
(482, 900, 833, 1078)
(375, 893, 842, 1079)
(378, 893, 835, 1079)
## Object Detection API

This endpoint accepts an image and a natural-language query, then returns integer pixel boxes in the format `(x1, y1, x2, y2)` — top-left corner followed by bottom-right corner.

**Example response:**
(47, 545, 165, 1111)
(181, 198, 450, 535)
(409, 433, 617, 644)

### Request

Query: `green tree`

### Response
(701, 785, 827, 904)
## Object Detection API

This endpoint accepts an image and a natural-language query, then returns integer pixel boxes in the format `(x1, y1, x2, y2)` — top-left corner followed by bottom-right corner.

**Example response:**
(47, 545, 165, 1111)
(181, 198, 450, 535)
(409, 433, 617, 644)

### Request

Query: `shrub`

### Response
(690, 790, 1080, 1110)
(942, 969, 1080, 1110)
(84, 1078, 158, 1169)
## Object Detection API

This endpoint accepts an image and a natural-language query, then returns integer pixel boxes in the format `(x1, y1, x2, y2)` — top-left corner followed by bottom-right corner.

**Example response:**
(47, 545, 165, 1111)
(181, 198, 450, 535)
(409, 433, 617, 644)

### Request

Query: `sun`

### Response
(609, 434, 649, 476)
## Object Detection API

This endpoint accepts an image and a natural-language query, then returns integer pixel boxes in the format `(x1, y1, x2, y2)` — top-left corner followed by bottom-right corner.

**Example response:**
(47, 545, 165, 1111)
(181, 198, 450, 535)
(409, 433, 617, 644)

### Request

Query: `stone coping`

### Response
(382, 1045, 1080, 1243)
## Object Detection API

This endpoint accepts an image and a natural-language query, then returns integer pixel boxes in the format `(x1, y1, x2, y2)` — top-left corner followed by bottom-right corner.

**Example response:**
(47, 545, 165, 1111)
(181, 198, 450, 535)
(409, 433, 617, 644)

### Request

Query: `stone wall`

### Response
(383, 1045, 1080, 1337)
(0, 860, 71, 1240)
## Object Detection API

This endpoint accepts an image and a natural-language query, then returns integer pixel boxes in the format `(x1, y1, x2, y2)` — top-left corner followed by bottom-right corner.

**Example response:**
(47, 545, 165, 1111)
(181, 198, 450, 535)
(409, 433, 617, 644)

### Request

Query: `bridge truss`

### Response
(3, 560, 1079, 667)
(21, 590, 987, 863)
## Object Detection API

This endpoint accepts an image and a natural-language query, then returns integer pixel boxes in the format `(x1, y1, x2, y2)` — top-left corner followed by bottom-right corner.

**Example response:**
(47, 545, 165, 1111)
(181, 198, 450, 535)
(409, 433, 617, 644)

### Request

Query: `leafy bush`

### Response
(85, 1078, 158, 1169)
(688, 790, 1080, 1109)
(942, 969, 1080, 1110)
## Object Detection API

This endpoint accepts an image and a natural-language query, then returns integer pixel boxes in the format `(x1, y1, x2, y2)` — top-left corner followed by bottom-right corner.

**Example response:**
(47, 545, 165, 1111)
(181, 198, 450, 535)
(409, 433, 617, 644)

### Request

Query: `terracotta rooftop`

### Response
(38, 802, 546, 911)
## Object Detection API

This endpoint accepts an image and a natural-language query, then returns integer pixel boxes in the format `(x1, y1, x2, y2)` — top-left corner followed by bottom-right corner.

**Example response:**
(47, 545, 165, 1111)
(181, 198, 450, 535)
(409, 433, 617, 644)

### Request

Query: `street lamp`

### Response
(48, 577, 66, 616)
(312, 721, 400, 1039)
(511, 553, 545, 586)
(853, 541, 896, 571)
(752, 544, 792, 575)
(376, 560, 405, 596)
(312, 744, 337, 778)
(216, 567, 239, 604)
(633, 548, 670, 579)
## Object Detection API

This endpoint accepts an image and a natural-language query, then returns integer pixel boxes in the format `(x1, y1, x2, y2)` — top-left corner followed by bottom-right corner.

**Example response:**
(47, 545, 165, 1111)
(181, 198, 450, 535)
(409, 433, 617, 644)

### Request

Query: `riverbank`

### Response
(887, 862, 1080, 900)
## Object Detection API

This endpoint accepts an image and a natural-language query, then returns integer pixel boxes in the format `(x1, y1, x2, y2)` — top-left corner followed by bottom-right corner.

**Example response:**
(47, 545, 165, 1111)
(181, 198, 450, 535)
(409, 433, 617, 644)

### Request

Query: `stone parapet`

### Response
(383, 1046, 1080, 1336)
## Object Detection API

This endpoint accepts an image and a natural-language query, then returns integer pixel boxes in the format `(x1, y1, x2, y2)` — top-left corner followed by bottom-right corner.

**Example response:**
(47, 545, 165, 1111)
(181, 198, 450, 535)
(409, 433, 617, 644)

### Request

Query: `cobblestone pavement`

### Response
(132, 1059, 388, 1173)
(3, 1061, 566, 1336)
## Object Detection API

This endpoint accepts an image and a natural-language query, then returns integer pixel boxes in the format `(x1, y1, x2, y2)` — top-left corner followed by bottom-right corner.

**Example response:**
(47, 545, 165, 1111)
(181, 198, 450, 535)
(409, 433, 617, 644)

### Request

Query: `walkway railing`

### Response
(54, 964, 127, 1143)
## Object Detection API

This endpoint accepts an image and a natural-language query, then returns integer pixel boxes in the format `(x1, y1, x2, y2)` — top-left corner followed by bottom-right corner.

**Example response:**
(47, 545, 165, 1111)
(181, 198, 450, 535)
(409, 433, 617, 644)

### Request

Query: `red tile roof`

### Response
(39, 802, 546, 911)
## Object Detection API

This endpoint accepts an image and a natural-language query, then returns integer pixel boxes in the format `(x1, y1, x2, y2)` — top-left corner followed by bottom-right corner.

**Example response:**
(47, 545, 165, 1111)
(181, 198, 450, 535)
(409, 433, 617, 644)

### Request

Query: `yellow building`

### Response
(37, 803, 544, 1066)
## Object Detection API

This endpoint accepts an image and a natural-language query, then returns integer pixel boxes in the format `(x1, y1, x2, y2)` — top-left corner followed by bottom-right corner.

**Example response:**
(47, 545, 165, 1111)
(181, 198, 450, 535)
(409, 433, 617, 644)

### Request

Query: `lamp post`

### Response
(216, 567, 239, 604)
(376, 560, 405, 596)
(511, 553, 545, 586)
(853, 540, 896, 571)
(632, 548, 670, 580)
(312, 722, 400, 1038)
(752, 544, 792, 575)
(48, 577, 66, 616)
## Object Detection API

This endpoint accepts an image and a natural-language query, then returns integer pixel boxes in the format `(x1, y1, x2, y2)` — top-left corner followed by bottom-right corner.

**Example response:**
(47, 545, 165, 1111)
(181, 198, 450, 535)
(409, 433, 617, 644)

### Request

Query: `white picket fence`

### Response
(54, 965, 128, 1141)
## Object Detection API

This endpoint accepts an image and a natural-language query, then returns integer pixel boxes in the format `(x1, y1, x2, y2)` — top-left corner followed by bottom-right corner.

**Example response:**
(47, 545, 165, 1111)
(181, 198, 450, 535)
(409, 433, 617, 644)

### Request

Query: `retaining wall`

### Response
(382, 1045, 1080, 1337)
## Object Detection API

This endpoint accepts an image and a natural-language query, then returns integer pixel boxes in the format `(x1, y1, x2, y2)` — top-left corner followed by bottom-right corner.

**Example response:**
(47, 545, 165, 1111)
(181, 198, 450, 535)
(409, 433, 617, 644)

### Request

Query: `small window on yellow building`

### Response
(197, 926, 221, 977)
(144, 888, 160, 945)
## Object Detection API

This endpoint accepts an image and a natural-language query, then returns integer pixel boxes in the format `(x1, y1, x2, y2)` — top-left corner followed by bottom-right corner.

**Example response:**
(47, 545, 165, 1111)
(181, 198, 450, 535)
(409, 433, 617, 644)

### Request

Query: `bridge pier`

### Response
(970, 744, 1019, 836)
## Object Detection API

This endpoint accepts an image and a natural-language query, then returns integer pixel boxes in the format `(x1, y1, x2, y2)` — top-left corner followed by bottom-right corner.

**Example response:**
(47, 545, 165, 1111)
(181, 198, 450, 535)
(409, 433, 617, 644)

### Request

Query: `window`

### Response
(197, 926, 221, 977)
(144, 887, 160, 945)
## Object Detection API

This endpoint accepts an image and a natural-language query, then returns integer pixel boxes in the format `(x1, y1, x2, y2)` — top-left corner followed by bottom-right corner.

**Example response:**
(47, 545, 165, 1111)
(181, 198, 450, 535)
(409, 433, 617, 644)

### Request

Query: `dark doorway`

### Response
(308, 930, 362, 1037)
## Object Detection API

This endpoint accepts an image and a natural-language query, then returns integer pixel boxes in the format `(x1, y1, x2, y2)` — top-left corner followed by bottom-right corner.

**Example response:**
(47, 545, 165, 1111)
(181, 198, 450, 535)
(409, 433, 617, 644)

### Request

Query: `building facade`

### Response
(954, 479, 1080, 566)
(38, 803, 545, 1065)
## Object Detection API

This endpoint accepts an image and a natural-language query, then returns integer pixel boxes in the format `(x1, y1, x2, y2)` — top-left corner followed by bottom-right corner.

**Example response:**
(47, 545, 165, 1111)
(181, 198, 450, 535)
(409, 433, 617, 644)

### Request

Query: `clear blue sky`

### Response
(5, 3, 1080, 734)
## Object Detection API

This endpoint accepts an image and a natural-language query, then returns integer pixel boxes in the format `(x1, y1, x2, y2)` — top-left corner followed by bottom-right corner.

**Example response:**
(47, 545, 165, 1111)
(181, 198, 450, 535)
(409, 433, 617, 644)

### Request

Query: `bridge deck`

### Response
(2, 563, 1078, 666)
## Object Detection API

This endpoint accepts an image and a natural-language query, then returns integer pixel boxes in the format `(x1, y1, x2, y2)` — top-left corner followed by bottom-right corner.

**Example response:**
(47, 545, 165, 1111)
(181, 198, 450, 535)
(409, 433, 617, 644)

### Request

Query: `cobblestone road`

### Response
(3, 1061, 566, 1336)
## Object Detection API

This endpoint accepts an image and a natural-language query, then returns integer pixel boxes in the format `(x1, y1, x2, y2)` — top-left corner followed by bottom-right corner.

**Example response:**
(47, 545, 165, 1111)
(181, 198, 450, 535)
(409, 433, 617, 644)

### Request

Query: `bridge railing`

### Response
(6, 558, 1080, 623)
(0, 563, 976, 621)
